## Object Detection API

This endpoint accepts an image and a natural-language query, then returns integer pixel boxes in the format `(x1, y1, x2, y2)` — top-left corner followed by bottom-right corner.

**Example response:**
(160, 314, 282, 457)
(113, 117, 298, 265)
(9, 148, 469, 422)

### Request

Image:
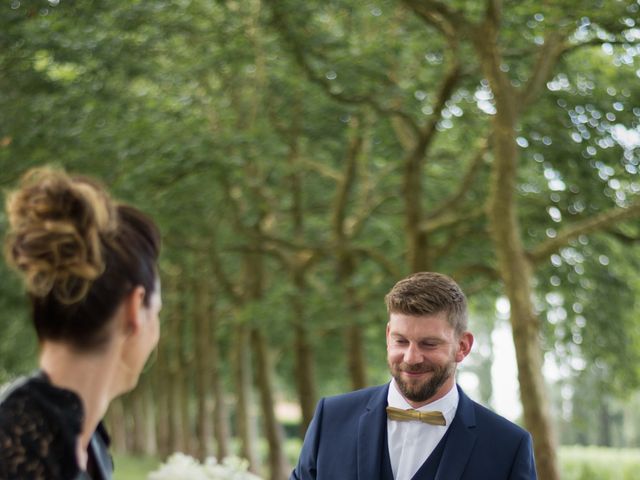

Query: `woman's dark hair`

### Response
(4, 167, 161, 351)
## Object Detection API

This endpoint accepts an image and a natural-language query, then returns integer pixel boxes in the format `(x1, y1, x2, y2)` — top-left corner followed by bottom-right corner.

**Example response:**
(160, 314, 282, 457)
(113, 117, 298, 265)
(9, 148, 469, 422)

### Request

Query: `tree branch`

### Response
(426, 138, 489, 221)
(423, 205, 486, 234)
(332, 119, 363, 243)
(352, 246, 402, 278)
(210, 244, 242, 303)
(401, 0, 468, 36)
(486, 0, 502, 26)
(519, 31, 568, 111)
(529, 202, 640, 263)
(606, 228, 640, 244)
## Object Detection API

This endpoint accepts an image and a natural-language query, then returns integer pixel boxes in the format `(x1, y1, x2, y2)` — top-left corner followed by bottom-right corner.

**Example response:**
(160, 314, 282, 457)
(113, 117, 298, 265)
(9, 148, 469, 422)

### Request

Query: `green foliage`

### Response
(560, 446, 640, 480)
(1, 0, 640, 458)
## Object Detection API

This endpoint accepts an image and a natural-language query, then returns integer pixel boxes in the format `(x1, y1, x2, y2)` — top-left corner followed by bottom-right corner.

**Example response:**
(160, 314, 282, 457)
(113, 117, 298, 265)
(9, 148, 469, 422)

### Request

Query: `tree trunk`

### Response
(212, 346, 230, 460)
(483, 74, 560, 480)
(405, 151, 430, 273)
(336, 253, 367, 391)
(287, 126, 317, 435)
(167, 301, 184, 453)
(471, 13, 561, 478)
(345, 323, 367, 391)
(105, 398, 127, 453)
(155, 338, 171, 458)
(599, 400, 612, 447)
(168, 364, 183, 453)
(252, 327, 290, 480)
(234, 321, 258, 471)
(194, 279, 212, 460)
(209, 296, 230, 460)
(130, 385, 146, 454)
(142, 379, 157, 455)
(292, 319, 316, 433)
(179, 322, 193, 456)
(291, 270, 317, 433)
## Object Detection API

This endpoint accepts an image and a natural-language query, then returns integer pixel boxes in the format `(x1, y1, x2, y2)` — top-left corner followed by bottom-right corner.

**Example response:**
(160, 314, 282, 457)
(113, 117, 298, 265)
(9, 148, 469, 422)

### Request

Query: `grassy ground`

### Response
(560, 446, 640, 480)
(113, 454, 160, 480)
(115, 445, 640, 479)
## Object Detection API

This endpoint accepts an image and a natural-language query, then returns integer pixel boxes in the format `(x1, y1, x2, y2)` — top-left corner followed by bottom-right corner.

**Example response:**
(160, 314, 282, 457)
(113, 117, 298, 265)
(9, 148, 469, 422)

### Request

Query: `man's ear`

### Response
(123, 286, 146, 334)
(385, 322, 391, 350)
(455, 332, 474, 362)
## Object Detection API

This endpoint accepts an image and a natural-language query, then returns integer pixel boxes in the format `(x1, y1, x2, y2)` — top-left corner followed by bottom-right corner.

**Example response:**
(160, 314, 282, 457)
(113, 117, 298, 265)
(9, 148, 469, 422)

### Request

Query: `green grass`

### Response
(113, 445, 640, 479)
(113, 454, 160, 480)
(559, 446, 640, 480)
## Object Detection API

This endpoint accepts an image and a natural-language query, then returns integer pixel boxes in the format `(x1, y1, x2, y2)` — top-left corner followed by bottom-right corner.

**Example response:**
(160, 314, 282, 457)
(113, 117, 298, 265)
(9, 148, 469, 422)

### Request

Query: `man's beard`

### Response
(389, 358, 456, 403)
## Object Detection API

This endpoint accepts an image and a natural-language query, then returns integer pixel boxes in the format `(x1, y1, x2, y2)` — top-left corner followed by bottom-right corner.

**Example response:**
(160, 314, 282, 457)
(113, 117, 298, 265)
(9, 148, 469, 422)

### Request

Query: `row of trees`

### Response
(2, 1, 640, 479)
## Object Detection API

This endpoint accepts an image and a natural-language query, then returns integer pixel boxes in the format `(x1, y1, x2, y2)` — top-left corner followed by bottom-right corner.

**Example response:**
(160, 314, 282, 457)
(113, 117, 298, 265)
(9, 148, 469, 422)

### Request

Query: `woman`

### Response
(0, 167, 161, 479)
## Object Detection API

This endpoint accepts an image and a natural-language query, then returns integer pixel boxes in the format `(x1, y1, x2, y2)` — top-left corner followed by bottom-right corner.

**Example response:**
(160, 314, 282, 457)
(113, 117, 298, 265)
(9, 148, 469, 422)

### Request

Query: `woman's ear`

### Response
(123, 286, 146, 334)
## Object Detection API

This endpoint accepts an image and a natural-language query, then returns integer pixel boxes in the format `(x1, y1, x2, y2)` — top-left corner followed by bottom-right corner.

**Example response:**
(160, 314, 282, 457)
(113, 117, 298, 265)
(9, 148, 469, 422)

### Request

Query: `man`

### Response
(291, 272, 537, 480)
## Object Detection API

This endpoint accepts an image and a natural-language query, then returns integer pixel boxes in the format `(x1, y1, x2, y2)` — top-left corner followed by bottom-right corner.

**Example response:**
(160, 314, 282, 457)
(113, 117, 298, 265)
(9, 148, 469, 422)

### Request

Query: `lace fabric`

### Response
(0, 373, 111, 480)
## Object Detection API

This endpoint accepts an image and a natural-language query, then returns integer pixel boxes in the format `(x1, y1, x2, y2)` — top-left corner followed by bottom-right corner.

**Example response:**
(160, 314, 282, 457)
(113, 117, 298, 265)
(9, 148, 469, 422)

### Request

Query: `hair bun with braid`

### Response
(5, 167, 118, 304)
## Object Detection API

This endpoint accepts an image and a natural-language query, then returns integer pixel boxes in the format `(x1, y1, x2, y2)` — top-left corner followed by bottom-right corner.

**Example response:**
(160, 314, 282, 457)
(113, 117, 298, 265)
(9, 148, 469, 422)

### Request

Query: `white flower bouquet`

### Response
(148, 452, 263, 480)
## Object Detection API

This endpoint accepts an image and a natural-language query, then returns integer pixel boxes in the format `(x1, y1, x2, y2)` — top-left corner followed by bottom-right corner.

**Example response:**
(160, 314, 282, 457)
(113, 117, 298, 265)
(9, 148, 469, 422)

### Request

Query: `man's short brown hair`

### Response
(384, 272, 468, 334)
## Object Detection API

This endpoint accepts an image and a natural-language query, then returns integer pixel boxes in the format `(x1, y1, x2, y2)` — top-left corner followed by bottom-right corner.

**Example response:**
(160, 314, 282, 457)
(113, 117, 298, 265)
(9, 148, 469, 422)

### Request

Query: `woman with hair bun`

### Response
(0, 167, 162, 480)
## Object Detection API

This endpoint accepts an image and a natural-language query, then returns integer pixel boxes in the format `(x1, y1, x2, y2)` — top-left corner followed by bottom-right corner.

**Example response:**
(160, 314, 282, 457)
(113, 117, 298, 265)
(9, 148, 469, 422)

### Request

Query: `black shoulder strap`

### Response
(89, 424, 114, 480)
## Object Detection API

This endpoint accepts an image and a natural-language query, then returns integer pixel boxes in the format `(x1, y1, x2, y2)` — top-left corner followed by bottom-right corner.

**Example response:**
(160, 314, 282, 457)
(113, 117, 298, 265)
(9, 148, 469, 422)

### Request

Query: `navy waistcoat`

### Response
(380, 425, 452, 480)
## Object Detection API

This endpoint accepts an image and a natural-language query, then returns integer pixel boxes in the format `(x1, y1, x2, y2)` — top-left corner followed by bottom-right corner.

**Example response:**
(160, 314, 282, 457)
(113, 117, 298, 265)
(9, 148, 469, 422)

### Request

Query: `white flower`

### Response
(148, 453, 263, 480)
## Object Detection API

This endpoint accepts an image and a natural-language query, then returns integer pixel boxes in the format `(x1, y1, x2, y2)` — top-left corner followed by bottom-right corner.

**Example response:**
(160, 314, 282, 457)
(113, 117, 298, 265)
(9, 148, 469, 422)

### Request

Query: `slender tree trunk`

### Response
(330, 120, 369, 391)
(179, 324, 192, 456)
(106, 398, 127, 453)
(121, 395, 134, 452)
(336, 253, 367, 391)
(287, 124, 317, 435)
(194, 278, 212, 460)
(212, 346, 230, 460)
(167, 291, 184, 453)
(252, 327, 290, 480)
(142, 379, 157, 455)
(292, 315, 316, 432)
(599, 400, 612, 447)
(168, 366, 183, 453)
(131, 385, 146, 454)
(155, 338, 171, 458)
(234, 321, 258, 471)
(404, 146, 430, 272)
(209, 293, 230, 460)
(291, 269, 316, 433)
(345, 323, 367, 391)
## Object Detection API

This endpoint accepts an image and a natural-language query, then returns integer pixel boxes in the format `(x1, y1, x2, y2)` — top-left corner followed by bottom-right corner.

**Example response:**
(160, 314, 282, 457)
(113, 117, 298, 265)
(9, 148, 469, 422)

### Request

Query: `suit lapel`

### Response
(357, 384, 389, 480)
(434, 386, 477, 480)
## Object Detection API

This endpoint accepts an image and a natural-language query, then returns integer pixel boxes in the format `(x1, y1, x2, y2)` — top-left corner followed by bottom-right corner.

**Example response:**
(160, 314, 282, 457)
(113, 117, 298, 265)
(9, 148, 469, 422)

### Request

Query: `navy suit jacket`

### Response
(291, 384, 537, 480)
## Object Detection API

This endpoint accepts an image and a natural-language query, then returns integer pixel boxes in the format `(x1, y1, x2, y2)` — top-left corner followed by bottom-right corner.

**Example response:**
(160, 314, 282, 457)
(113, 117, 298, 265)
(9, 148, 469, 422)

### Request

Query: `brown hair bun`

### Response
(5, 167, 118, 304)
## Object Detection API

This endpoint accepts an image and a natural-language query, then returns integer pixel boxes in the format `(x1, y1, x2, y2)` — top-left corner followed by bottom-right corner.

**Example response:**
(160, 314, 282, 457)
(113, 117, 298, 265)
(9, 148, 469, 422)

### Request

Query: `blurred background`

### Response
(1, 1, 640, 479)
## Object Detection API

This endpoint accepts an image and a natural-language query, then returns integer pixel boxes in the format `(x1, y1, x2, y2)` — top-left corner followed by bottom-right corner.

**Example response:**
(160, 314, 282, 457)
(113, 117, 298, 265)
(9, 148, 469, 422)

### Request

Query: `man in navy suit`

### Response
(291, 272, 537, 480)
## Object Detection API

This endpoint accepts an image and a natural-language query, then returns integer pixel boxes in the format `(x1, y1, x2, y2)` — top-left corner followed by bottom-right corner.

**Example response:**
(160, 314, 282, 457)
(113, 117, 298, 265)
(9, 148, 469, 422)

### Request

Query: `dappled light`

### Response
(2, 1, 640, 480)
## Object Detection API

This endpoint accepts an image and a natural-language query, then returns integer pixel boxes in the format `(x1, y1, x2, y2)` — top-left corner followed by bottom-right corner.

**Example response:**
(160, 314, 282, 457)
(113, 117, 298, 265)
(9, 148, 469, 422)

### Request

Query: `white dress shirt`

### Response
(386, 379, 459, 480)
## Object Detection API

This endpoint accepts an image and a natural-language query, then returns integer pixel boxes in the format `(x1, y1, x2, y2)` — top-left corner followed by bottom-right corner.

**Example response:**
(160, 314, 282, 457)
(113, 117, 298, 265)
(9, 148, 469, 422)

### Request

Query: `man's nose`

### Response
(403, 342, 422, 365)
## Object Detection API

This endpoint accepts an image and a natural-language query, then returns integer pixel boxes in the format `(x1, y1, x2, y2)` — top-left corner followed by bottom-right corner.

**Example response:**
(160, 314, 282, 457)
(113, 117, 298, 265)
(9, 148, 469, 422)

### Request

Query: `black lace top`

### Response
(0, 372, 113, 480)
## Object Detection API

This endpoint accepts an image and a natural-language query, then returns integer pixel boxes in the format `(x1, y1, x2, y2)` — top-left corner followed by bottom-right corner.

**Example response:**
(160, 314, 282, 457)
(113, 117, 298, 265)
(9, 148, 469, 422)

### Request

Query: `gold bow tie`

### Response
(386, 406, 446, 426)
